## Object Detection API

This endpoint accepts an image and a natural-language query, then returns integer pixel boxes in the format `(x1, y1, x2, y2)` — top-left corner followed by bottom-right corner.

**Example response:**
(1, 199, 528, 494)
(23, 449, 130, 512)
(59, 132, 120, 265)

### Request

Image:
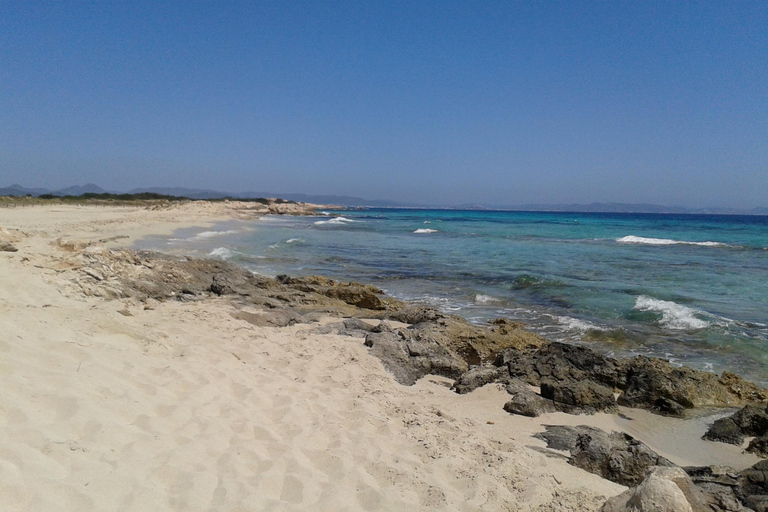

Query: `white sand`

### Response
(0, 203, 753, 511)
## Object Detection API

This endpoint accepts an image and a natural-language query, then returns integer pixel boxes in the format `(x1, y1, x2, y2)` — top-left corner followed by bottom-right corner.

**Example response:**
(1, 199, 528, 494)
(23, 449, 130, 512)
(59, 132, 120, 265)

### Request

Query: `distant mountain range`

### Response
(2, 183, 766, 215)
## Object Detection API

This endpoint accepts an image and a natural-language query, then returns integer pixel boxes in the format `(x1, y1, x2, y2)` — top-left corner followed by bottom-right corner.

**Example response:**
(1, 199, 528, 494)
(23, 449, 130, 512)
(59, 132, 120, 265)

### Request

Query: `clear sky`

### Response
(2, 1, 766, 207)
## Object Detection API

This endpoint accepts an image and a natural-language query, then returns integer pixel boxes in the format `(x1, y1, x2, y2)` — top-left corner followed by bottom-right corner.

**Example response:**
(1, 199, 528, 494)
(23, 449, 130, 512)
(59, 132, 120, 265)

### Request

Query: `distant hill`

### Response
(1, 183, 765, 214)
(0, 184, 51, 196)
(53, 183, 112, 196)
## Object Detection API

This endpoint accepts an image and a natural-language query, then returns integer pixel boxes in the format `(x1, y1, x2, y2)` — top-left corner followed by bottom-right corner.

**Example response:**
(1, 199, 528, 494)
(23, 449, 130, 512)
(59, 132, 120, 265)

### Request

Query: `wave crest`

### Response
(314, 216, 357, 225)
(413, 228, 438, 234)
(617, 235, 730, 247)
(633, 295, 710, 330)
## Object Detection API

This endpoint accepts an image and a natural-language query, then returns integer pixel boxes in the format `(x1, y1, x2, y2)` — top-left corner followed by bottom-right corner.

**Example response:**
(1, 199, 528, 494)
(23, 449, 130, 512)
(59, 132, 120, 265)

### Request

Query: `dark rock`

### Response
(503, 387, 557, 417)
(540, 379, 617, 414)
(703, 418, 745, 445)
(748, 437, 768, 458)
(619, 358, 768, 416)
(685, 465, 746, 511)
(371, 321, 393, 333)
(571, 429, 675, 486)
(363, 331, 467, 385)
(502, 342, 626, 389)
(703, 405, 768, 448)
(535, 425, 607, 452)
(653, 397, 686, 416)
(499, 341, 768, 418)
(744, 495, 768, 512)
(537, 425, 674, 487)
(732, 405, 768, 436)
(740, 460, 768, 497)
(451, 365, 505, 394)
(0, 241, 18, 252)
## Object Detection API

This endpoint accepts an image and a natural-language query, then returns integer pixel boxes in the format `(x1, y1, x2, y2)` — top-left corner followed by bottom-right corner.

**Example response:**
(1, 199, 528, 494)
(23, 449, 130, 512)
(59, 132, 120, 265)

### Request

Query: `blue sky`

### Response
(2, 1, 766, 207)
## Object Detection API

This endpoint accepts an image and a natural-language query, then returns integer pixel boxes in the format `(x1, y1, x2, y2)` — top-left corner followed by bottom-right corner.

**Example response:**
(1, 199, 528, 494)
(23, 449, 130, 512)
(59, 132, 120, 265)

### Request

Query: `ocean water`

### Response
(137, 209, 768, 385)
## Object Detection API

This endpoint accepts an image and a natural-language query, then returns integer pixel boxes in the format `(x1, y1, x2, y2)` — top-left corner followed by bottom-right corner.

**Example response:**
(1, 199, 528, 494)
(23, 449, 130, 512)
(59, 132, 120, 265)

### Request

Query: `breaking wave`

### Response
(413, 228, 438, 234)
(314, 216, 357, 225)
(208, 247, 234, 259)
(617, 235, 730, 247)
(633, 295, 710, 330)
(194, 230, 238, 239)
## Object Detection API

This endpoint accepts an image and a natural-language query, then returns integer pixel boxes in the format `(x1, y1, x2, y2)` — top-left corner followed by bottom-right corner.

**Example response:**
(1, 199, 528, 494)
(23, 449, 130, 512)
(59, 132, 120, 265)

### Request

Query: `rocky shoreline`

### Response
(54, 240, 768, 511)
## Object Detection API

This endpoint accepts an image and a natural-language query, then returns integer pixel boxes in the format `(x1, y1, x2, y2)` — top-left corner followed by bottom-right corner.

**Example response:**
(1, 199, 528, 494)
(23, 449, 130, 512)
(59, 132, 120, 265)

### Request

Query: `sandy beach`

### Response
(0, 202, 759, 512)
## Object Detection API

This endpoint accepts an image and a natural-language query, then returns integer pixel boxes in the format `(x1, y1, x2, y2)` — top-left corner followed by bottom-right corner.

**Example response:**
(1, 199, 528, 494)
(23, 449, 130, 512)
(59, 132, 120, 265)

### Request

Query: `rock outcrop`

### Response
(703, 405, 768, 453)
(459, 341, 768, 417)
(536, 425, 674, 487)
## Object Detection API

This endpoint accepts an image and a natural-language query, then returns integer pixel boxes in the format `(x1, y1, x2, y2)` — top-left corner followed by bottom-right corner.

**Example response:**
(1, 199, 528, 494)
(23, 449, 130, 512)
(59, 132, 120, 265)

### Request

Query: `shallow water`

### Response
(136, 209, 768, 385)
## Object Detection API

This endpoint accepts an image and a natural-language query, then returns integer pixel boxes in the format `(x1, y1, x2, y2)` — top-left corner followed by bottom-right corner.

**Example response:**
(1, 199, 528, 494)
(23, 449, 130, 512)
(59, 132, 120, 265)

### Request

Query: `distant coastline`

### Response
(2, 183, 767, 216)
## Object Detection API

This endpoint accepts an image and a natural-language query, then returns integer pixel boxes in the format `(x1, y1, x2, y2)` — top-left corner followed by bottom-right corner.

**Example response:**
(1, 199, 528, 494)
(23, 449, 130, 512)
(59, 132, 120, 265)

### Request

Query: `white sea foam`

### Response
(194, 230, 237, 239)
(557, 316, 605, 332)
(285, 238, 304, 244)
(474, 294, 500, 304)
(314, 216, 357, 225)
(617, 235, 730, 247)
(208, 247, 234, 259)
(413, 228, 438, 234)
(634, 295, 710, 330)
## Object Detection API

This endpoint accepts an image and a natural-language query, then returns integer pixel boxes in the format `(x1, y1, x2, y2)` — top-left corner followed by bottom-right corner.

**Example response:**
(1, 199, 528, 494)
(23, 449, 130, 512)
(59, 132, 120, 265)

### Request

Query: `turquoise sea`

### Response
(137, 209, 768, 385)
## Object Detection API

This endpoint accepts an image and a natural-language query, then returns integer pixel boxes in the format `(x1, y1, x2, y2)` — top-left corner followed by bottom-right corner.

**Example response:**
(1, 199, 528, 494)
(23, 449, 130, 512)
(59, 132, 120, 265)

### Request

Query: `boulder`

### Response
(0, 241, 18, 252)
(601, 466, 706, 512)
(540, 379, 617, 414)
(703, 405, 768, 447)
(503, 386, 558, 417)
(451, 365, 506, 394)
(500, 341, 625, 389)
(703, 417, 744, 445)
(537, 425, 674, 486)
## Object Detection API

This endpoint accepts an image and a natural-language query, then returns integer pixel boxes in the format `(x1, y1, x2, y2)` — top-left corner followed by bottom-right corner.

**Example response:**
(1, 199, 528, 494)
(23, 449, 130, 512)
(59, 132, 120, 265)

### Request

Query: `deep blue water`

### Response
(137, 209, 768, 384)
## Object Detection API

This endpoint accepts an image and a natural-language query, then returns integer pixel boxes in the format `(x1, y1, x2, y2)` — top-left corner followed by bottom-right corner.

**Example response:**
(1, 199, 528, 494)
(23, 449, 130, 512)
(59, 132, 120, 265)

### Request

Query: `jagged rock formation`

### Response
(453, 341, 768, 417)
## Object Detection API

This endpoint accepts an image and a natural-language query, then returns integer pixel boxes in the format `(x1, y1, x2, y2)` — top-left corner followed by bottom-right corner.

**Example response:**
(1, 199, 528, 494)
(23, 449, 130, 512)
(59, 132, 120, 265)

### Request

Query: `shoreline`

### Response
(1, 202, 763, 511)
